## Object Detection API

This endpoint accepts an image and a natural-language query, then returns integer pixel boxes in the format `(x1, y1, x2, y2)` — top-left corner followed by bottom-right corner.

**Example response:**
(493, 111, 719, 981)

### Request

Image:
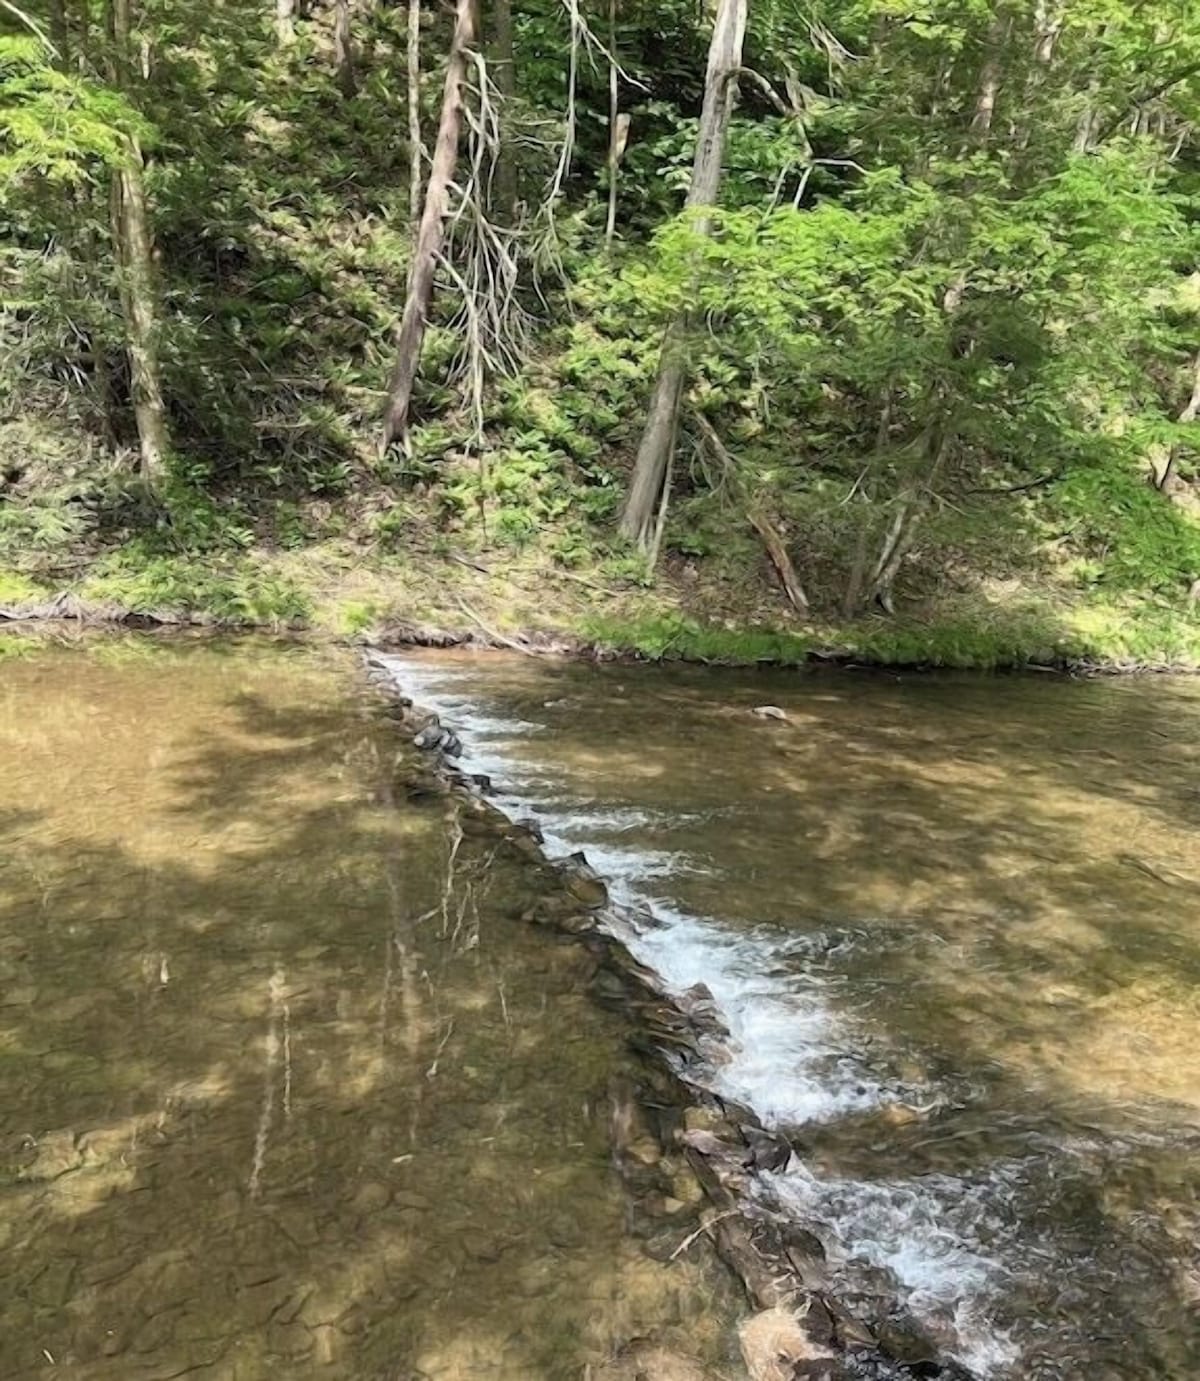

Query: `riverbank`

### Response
(2, 541, 1199, 671)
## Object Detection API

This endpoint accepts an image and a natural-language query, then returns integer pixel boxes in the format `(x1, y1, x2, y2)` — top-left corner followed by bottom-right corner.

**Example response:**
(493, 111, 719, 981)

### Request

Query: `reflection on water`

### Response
(381, 650, 1200, 1380)
(0, 635, 741, 1379)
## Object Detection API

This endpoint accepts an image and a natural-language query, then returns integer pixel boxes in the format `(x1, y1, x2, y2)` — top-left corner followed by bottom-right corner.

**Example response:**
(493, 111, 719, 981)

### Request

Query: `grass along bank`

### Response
(3, 540, 1199, 672)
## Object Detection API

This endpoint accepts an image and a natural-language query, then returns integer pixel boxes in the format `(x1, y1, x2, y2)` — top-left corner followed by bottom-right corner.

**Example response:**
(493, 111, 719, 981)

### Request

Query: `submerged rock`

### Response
(412, 722, 442, 750)
(751, 705, 790, 722)
(741, 1124, 794, 1173)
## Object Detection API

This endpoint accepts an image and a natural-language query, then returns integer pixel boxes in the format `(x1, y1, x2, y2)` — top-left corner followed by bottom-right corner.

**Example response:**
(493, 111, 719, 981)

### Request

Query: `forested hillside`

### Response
(2, 0, 1199, 664)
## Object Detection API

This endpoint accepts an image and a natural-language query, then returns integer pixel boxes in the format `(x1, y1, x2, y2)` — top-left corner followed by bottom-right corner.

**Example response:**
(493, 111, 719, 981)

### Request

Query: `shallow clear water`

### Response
(0, 634, 740, 1380)
(380, 649, 1200, 1381)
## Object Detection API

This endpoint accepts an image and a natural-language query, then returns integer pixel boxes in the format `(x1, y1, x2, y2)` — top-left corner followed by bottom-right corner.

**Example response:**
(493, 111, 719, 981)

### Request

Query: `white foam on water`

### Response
(379, 655, 893, 1124)
(767, 1160, 1024, 1377)
(620, 901, 905, 1124)
(377, 653, 1019, 1376)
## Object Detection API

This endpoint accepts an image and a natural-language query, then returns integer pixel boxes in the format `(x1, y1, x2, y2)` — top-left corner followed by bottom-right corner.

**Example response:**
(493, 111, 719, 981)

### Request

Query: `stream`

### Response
(379, 648, 1200, 1381)
(0, 635, 741, 1379)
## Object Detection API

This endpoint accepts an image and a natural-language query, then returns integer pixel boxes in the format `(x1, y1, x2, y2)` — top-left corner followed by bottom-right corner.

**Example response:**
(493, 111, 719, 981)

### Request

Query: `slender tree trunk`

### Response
(334, 0, 356, 95)
(47, 0, 70, 61)
(1155, 351, 1200, 491)
(109, 0, 170, 483)
(842, 517, 872, 618)
(971, 9, 1007, 141)
(842, 390, 893, 616)
(491, 0, 517, 220)
(1032, 0, 1061, 65)
(604, 0, 625, 250)
(111, 161, 170, 482)
(867, 426, 953, 611)
(1073, 99, 1098, 153)
(618, 0, 747, 552)
(407, 0, 422, 221)
(606, 112, 630, 250)
(276, 0, 295, 44)
(382, 0, 479, 451)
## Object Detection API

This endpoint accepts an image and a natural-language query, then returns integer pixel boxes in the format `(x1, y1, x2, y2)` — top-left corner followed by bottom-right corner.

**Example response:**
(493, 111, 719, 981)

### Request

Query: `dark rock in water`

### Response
(590, 968, 631, 1006)
(779, 1221, 827, 1269)
(514, 815, 545, 843)
(741, 1124, 793, 1173)
(413, 724, 442, 750)
(467, 772, 492, 792)
(440, 731, 464, 757)
(566, 870, 608, 908)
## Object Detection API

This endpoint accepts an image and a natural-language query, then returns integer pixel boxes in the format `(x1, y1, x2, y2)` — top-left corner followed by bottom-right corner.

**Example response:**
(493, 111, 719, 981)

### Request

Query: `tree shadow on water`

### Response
(0, 679, 730, 1380)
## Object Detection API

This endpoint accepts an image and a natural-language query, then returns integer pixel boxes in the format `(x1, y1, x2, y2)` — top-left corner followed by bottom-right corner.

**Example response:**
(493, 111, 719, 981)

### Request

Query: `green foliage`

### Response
(336, 598, 381, 635)
(82, 545, 311, 624)
(0, 567, 44, 603)
(1056, 456, 1200, 594)
(1, 0, 1199, 656)
(0, 38, 149, 186)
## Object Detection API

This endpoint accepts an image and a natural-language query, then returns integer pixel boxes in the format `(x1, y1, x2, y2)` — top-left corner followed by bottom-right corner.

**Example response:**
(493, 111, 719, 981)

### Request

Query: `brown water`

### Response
(0, 635, 741, 1380)
(381, 650, 1200, 1381)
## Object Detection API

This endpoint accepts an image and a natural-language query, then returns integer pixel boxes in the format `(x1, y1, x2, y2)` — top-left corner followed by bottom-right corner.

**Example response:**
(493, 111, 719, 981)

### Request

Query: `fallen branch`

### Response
(668, 1208, 740, 1260)
(693, 412, 810, 619)
(452, 593, 543, 656)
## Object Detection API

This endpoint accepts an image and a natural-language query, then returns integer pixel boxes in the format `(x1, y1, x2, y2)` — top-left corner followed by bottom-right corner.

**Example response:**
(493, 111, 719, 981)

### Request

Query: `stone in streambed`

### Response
(566, 869, 608, 908)
(739, 1306, 836, 1381)
(681, 1105, 728, 1136)
(740, 1124, 794, 1173)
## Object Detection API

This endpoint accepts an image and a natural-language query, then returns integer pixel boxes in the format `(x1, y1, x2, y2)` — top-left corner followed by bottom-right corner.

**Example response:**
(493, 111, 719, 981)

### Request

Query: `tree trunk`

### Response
(606, 113, 630, 250)
(276, 0, 295, 45)
(491, 0, 517, 220)
(47, 0, 70, 62)
(111, 161, 170, 483)
(971, 9, 1007, 141)
(381, 0, 479, 451)
(1155, 351, 1200, 491)
(334, 0, 356, 95)
(109, 0, 170, 483)
(618, 0, 747, 552)
(604, 0, 626, 250)
(867, 426, 953, 611)
(407, 0, 421, 220)
(1032, 0, 1061, 65)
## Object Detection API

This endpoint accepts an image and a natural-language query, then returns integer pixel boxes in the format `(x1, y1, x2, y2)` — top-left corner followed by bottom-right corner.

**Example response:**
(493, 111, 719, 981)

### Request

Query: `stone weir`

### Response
(364, 649, 979, 1381)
